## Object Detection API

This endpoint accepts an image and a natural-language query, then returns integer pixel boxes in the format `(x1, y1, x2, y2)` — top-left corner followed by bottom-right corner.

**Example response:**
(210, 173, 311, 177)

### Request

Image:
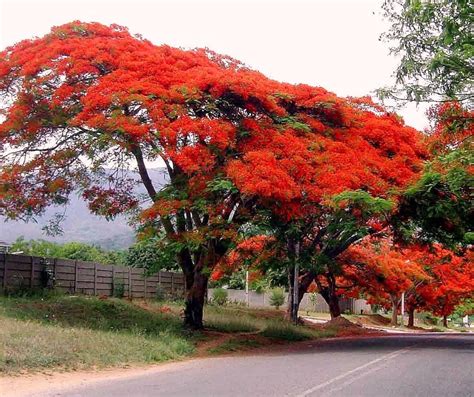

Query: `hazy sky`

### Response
(0, 0, 428, 129)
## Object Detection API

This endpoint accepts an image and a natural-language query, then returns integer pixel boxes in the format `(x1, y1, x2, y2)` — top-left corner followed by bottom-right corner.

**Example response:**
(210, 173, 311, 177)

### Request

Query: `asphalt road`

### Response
(41, 334, 473, 397)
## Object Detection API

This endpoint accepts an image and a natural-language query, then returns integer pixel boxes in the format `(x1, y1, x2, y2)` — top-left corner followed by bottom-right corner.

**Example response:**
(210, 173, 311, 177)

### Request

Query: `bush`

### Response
(269, 288, 285, 310)
(212, 288, 228, 306)
(113, 279, 125, 298)
(155, 285, 166, 301)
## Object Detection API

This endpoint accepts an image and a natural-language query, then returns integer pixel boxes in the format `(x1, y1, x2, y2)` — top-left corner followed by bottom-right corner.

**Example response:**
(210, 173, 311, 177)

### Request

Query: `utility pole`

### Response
(401, 291, 405, 327)
(293, 241, 300, 325)
(245, 270, 249, 307)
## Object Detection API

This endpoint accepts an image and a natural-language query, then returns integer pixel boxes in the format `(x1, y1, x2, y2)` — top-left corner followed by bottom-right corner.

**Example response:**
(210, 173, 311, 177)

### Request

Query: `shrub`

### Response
(269, 288, 285, 310)
(212, 288, 228, 306)
(113, 279, 125, 298)
(155, 285, 166, 301)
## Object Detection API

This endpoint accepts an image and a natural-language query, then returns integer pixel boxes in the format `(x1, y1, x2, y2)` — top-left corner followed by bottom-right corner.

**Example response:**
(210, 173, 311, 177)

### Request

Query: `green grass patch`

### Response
(261, 320, 336, 341)
(207, 338, 263, 355)
(0, 294, 185, 335)
(0, 295, 195, 373)
(204, 306, 261, 333)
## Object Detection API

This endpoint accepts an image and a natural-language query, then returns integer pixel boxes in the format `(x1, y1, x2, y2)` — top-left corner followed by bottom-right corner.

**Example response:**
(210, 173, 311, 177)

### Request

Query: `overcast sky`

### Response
(0, 0, 428, 129)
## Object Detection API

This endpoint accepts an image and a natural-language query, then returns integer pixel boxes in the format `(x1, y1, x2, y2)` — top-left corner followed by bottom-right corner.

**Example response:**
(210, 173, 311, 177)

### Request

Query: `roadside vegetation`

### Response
(0, 293, 194, 373)
(0, 293, 363, 374)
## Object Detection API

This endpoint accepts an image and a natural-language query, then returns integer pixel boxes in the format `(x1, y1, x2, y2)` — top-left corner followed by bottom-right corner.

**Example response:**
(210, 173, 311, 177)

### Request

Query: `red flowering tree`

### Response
(405, 245, 474, 327)
(0, 21, 290, 328)
(226, 97, 425, 319)
(341, 238, 429, 325)
(0, 22, 425, 328)
(341, 239, 474, 327)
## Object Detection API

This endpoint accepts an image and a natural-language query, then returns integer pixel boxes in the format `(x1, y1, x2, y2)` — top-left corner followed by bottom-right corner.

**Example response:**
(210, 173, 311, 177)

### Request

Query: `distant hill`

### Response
(0, 168, 168, 250)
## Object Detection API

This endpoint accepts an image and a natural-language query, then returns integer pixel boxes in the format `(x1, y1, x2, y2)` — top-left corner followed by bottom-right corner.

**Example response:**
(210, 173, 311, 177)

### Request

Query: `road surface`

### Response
(35, 333, 473, 397)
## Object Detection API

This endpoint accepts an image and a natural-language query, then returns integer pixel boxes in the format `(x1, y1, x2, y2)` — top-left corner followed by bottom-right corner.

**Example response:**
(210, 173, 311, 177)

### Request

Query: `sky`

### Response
(0, 0, 428, 129)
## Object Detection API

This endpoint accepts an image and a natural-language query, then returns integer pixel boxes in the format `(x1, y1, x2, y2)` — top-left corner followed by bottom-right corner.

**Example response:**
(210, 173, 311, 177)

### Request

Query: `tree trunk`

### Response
(178, 243, 216, 330)
(443, 315, 448, 328)
(319, 287, 341, 319)
(286, 265, 295, 321)
(318, 276, 341, 319)
(298, 271, 316, 306)
(327, 292, 342, 319)
(390, 295, 398, 326)
(184, 270, 208, 329)
(286, 270, 315, 320)
(408, 308, 415, 328)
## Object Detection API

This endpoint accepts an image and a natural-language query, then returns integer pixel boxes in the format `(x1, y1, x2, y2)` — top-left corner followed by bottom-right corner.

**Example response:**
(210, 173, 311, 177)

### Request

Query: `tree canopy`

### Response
(0, 21, 440, 328)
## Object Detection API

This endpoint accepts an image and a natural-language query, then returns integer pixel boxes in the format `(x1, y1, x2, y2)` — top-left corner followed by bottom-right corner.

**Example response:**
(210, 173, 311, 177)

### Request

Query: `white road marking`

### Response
(294, 345, 415, 397)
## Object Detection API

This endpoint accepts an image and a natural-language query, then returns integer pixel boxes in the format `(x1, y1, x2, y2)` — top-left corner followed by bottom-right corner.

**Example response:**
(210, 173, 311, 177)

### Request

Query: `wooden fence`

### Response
(0, 253, 185, 298)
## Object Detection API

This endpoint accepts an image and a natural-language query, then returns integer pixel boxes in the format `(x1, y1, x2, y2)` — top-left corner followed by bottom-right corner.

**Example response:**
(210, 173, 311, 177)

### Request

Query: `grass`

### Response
(203, 305, 337, 341)
(0, 294, 195, 374)
(261, 320, 336, 341)
(204, 306, 262, 333)
(207, 338, 263, 355)
(0, 295, 357, 374)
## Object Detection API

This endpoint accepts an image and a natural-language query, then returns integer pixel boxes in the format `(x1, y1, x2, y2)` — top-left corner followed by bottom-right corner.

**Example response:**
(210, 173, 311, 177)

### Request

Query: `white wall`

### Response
(208, 288, 371, 314)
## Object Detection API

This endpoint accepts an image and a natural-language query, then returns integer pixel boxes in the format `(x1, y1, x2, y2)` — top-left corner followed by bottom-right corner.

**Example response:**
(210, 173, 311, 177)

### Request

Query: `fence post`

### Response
(144, 274, 147, 299)
(3, 254, 7, 289)
(93, 263, 97, 296)
(171, 273, 174, 296)
(74, 260, 78, 294)
(53, 258, 57, 289)
(30, 256, 35, 288)
(112, 266, 115, 296)
(128, 268, 132, 298)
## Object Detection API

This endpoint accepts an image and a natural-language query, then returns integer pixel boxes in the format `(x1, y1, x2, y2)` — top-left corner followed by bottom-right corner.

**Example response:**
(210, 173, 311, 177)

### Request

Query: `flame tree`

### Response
(0, 22, 425, 328)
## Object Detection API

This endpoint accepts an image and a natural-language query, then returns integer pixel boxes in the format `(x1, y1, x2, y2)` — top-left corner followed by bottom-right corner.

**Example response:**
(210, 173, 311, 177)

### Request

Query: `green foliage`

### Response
(308, 292, 318, 310)
(397, 149, 473, 248)
(332, 190, 394, 215)
(0, 295, 194, 373)
(453, 299, 474, 318)
(210, 269, 246, 289)
(260, 321, 333, 341)
(276, 116, 311, 132)
(207, 338, 262, 354)
(10, 237, 125, 264)
(207, 177, 238, 194)
(124, 235, 178, 273)
(380, 0, 473, 103)
(269, 288, 285, 310)
(212, 288, 228, 306)
(155, 284, 166, 301)
(112, 279, 125, 298)
(250, 278, 268, 294)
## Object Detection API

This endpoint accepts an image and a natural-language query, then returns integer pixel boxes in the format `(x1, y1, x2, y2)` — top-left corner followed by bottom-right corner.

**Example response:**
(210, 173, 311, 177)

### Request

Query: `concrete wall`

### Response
(208, 288, 371, 314)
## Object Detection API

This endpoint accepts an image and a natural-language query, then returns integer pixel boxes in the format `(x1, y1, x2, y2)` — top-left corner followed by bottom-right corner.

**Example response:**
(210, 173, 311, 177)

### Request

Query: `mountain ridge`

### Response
(0, 168, 168, 250)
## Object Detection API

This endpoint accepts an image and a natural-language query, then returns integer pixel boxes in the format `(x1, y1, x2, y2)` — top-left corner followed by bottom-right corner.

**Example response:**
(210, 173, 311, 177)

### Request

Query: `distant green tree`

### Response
(10, 237, 125, 264)
(379, 0, 473, 105)
(124, 234, 179, 273)
(453, 299, 474, 317)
